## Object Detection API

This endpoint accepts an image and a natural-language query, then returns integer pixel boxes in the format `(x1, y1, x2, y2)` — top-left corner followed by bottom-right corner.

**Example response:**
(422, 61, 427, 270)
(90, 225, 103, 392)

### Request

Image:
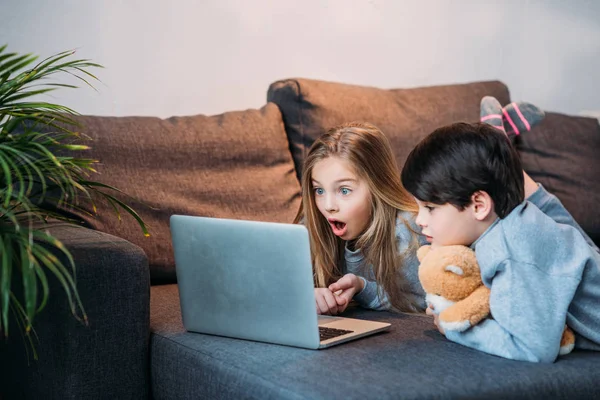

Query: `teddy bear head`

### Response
(416, 245, 483, 312)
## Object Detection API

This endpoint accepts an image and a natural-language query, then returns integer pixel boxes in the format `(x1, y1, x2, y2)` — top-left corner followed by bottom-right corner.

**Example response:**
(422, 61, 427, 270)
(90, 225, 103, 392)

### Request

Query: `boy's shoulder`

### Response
(503, 200, 550, 228)
(489, 200, 562, 245)
(477, 201, 590, 273)
(500, 199, 577, 239)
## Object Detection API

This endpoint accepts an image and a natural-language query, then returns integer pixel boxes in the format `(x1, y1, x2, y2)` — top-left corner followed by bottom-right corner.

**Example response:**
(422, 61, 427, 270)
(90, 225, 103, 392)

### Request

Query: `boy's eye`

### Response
(340, 187, 352, 195)
(314, 188, 324, 196)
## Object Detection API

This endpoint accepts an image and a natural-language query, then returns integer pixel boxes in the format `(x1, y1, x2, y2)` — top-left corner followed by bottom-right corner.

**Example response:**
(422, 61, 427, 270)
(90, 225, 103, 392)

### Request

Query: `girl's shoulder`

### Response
(395, 210, 420, 238)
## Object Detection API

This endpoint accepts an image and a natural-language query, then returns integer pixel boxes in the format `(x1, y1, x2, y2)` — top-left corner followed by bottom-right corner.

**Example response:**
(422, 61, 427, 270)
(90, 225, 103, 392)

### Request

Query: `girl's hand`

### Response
(327, 273, 364, 314)
(314, 288, 347, 315)
(426, 305, 445, 335)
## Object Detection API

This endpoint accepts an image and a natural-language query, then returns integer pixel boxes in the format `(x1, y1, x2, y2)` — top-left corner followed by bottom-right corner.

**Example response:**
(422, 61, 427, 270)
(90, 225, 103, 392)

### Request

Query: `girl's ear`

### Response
(470, 191, 494, 220)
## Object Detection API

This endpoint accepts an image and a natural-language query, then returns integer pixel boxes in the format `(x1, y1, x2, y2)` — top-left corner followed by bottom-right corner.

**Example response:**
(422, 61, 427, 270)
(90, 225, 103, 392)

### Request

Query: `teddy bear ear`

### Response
(417, 245, 431, 262)
(445, 264, 464, 276)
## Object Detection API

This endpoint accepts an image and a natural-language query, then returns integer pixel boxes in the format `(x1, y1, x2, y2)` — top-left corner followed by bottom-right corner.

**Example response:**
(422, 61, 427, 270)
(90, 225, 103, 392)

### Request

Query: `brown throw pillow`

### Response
(267, 78, 511, 181)
(517, 113, 600, 245)
(60, 104, 301, 283)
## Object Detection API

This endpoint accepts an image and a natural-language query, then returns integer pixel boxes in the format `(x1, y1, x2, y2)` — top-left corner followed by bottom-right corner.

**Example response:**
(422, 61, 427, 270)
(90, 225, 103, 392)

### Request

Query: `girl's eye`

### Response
(340, 187, 352, 195)
(425, 205, 434, 211)
(314, 188, 324, 196)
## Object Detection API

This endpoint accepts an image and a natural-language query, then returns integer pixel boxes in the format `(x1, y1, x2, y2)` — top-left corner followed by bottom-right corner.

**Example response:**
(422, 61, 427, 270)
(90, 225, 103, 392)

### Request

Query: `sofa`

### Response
(1, 78, 600, 399)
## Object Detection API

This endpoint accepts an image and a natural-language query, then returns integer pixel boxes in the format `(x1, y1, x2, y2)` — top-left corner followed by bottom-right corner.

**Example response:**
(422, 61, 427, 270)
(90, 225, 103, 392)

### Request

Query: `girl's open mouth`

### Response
(328, 219, 347, 237)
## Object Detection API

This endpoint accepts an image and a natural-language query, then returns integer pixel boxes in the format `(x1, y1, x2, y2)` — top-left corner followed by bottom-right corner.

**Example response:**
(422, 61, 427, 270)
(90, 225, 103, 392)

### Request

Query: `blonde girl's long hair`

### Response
(294, 122, 420, 312)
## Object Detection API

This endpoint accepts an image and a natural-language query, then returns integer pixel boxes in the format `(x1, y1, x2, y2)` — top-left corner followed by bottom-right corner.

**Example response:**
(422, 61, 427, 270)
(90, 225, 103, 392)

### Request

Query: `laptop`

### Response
(170, 215, 391, 349)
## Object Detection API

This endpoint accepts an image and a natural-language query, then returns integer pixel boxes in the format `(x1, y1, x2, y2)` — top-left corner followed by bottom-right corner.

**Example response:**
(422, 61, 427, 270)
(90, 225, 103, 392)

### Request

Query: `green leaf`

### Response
(0, 54, 35, 76)
(0, 237, 12, 336)
(20, 236, 38, 329)
(99, 192, 150, 237)
(2, 88, 59, 104)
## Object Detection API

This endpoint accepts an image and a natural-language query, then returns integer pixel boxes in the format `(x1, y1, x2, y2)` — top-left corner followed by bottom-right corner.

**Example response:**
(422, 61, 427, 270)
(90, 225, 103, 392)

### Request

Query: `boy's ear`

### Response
(470, 191, 494, 220)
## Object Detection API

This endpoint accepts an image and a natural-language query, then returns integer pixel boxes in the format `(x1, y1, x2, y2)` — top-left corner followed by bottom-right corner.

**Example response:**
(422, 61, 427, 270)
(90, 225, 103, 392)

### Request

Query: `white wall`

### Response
(2, 0, 599, 118)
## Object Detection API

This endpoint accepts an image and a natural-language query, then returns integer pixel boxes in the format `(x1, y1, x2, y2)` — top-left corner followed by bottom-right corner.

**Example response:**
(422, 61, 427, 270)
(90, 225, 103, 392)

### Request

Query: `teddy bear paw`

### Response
(559, 342, 575, 356)
(440, 319, 471, 332)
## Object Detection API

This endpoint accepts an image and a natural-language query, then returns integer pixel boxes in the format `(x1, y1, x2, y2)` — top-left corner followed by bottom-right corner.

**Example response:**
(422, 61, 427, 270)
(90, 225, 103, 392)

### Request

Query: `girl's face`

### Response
(311, 156, 372, 241)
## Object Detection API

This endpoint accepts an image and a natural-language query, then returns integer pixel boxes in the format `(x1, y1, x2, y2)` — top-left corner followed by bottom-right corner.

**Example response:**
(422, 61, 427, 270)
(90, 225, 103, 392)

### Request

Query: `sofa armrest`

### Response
(0, 222, 150, 400)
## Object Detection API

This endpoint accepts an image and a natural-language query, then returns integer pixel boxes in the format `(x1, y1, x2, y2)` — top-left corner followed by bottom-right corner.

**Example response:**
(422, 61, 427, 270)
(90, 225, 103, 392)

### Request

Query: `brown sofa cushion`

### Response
(517, 113, 600, 245)
(267, 78, 511, 181)
(64, 104, 301, 283)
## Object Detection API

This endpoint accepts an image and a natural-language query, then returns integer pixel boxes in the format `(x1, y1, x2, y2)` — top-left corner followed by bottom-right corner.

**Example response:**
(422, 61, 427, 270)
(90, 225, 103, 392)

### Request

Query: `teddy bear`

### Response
(416, 244, 575, 356)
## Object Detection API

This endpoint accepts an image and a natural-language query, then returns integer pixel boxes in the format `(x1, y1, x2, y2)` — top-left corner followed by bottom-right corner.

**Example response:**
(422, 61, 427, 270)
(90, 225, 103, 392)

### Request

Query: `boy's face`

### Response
(413, 198, 483, 248)
(311, 156, 372, 241)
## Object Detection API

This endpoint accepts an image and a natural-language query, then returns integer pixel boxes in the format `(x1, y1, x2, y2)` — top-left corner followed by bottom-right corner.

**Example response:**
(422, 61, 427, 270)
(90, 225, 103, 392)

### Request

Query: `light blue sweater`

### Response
(445, 185, 600, 363)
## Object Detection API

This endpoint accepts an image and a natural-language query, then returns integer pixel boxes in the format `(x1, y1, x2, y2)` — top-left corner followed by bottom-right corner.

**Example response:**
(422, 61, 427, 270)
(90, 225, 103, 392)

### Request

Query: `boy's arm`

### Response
(528, 184, 599, 252)
(444, 258, 581, 363)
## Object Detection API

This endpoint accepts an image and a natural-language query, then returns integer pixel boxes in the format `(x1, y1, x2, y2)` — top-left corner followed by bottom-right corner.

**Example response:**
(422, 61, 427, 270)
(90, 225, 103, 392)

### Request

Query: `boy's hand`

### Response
(327, 273, 365, 314)
(314, 288, 347, 315)
(426, 305, 445, 335)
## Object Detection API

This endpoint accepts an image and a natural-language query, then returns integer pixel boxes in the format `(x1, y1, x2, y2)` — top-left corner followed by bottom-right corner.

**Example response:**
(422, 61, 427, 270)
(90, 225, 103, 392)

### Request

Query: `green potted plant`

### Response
(0, 45, 148, 358)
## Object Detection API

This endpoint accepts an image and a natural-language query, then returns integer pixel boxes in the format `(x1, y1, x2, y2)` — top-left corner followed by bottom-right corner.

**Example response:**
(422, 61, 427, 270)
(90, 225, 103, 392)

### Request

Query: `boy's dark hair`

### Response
(401, 122, 524, 218)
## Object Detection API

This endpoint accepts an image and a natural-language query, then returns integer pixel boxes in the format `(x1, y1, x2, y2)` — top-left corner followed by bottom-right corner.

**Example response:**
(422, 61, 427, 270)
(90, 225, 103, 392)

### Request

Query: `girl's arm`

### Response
(353, 277, 391, 310)
(328, 274, 391, 311)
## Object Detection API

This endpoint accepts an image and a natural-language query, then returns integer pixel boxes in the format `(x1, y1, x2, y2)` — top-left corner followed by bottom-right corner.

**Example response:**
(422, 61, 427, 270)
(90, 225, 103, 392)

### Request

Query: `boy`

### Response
(401, 122, 600, 363)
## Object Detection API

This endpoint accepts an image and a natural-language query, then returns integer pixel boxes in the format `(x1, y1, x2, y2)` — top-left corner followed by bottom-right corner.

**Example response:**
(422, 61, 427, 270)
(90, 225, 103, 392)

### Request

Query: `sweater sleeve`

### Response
(353, 277, 391, 310)
(445, 257, 582, 363)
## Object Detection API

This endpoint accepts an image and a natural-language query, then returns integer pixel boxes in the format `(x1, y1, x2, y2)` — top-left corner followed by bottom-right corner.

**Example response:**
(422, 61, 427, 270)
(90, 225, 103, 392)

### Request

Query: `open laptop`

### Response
(170, 215, 391, 349)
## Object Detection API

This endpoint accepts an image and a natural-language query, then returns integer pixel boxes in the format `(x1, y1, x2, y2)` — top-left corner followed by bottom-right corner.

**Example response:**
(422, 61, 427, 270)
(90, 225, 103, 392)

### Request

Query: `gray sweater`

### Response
(445, 185, 600, 363)
(345, 210, 428, 311)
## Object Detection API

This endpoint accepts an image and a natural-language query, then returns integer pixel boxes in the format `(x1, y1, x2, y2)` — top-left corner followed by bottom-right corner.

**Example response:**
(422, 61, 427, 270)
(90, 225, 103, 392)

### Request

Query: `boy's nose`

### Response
(415, 211, 426, 227)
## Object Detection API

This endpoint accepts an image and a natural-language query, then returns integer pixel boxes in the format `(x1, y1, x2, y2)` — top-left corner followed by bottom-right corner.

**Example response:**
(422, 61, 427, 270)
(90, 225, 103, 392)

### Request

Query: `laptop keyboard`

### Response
(319, 326, 354, 341)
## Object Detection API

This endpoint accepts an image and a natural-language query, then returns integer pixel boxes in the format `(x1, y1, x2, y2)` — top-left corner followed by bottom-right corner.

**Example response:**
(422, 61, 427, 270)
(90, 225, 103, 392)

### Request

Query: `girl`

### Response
(293, 122, 428, 315)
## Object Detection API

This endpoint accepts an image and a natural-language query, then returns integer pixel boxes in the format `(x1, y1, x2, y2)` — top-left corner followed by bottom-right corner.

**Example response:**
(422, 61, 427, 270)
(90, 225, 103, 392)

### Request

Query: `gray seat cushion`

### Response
(150, 284, 599, 400)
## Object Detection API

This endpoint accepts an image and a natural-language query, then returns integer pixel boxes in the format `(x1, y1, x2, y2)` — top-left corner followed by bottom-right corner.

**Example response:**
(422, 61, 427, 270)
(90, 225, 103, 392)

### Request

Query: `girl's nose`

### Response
(325, 195, 338, 212)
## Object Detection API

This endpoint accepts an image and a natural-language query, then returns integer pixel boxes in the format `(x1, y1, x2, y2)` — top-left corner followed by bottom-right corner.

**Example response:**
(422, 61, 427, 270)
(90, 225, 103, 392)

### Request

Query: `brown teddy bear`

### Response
(417, 244, 575, 356)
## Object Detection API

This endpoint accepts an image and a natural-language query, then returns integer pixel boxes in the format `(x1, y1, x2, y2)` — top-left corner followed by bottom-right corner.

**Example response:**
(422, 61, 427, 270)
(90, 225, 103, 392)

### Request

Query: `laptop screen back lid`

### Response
(170, 215, 321, 349)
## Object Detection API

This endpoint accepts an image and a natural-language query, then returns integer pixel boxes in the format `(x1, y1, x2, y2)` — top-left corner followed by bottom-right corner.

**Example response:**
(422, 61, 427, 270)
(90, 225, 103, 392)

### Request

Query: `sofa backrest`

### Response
(64, 103, 301, 283)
